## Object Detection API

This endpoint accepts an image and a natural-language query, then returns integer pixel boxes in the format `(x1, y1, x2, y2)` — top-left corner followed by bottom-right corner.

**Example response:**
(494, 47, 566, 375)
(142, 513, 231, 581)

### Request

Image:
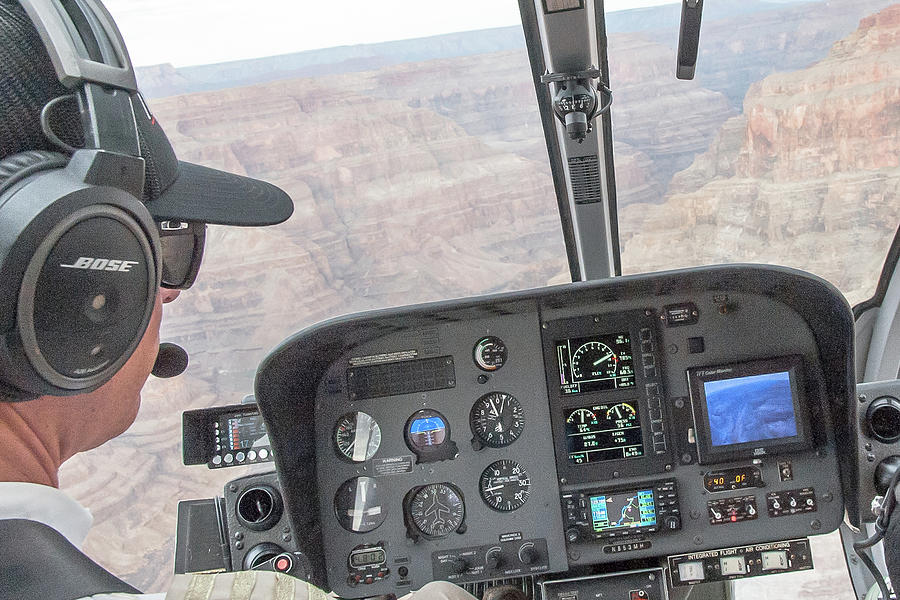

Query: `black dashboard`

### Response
(254, 265, 855, 598)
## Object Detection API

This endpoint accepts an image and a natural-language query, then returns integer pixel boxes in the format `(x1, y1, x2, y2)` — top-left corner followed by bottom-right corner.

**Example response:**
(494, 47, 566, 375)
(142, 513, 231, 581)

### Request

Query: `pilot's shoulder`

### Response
(82, 571, 325, 600)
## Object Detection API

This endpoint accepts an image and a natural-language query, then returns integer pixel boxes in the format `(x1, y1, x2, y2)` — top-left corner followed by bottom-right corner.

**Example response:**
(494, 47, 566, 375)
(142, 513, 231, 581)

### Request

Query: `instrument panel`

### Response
(255, 266, 854, 597)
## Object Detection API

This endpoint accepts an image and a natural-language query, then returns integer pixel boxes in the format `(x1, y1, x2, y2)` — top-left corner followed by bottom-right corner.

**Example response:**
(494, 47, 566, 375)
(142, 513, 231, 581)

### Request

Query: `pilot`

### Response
(0, 2, 485, 599)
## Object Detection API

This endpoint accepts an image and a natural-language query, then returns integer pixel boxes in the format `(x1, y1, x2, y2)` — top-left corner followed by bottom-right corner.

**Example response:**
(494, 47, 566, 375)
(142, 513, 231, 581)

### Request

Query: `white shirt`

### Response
(0, 481, 164, 600)
(0, 483, 474, 600)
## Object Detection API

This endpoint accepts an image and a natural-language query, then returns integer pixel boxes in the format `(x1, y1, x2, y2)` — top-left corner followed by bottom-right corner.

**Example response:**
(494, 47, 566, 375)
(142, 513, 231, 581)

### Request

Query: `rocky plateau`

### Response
(57, 1, 899, 592)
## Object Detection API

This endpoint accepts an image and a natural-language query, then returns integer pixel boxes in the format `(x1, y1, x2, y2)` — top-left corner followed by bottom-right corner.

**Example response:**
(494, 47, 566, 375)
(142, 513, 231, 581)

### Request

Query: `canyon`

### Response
(57, 1, 900, 592)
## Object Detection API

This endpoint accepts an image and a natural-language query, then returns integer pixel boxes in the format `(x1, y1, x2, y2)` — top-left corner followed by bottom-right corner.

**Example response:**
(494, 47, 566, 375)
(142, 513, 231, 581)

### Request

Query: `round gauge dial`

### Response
(571, 341, 619, 381)
(405, 409, 449, 451)
(334, 412, 382, 462)
(566, 407, 598, 425)
(407, 483, 465, 538)
(333, 476, 387, 533)
(474, 337, 508, 371)
(605, 402, 638, 427)
(479, 460, 531, 512)
(470, 391, 525, 448)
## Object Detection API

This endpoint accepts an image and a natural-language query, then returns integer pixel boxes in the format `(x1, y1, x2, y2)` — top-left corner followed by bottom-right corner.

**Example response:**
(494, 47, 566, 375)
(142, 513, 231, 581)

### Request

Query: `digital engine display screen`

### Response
(564, 401, 644, 464)
(590, 488, 656, 532)
(704, 371, 798, 446)
(220, 414, 268, 451)
(556, 333, 636, 394)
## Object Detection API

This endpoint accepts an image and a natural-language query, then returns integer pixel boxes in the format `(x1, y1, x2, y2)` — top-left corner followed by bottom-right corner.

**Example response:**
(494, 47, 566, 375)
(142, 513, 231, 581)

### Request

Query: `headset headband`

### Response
(18, 0, 136, 90)
(18, 0, 141, 157)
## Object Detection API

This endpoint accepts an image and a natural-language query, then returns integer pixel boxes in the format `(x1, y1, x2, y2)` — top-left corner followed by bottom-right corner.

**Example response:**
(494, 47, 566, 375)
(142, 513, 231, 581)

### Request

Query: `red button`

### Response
(275, 557, 291, 572)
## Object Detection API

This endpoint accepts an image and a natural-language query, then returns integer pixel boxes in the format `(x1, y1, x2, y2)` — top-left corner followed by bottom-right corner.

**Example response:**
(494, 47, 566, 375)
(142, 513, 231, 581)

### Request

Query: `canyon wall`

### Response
(57, 1, 900, 591)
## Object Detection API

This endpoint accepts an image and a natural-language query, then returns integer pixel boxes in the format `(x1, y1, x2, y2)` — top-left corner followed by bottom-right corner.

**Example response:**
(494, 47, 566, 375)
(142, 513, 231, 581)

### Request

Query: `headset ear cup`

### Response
(0, 150, 69, 195)
(0, 151, 160, 400)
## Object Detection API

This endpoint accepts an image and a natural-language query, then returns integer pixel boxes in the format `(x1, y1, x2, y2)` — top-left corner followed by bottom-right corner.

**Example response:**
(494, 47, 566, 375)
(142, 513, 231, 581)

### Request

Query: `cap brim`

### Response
(144, 161, 294, 226)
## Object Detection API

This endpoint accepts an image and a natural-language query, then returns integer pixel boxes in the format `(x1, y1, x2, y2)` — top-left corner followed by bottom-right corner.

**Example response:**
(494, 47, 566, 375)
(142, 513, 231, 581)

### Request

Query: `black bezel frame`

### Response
(543, 309, 672, 485)
(688, 355, 810, 464)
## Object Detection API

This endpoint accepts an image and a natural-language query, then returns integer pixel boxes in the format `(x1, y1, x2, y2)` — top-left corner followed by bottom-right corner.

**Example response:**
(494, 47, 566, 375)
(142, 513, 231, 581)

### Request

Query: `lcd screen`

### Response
(704, 371, 798, 446)
(556, 333, 636, 395)
(564, 402, 644, 464)
(589, 488, 656, 533)
(220, 414, 269, 451)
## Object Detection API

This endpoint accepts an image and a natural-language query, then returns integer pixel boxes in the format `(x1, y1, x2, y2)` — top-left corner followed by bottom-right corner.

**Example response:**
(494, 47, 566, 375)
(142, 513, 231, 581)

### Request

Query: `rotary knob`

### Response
(485, 548, 503, 571)
(450, 557, 470, 574)
(664, 515, 682, 530)
(518, 544, 538, 565)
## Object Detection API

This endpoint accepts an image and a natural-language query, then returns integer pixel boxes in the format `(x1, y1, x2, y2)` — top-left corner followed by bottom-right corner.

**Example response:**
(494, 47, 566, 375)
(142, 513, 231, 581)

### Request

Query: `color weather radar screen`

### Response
(590, 489, 656, 533)
(704, 371, 798, 446)
(556, 333, 635, 394)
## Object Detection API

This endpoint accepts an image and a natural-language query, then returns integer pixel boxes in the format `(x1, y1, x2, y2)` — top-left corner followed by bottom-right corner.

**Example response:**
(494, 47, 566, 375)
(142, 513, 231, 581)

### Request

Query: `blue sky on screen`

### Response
(704, 371, 798, 446)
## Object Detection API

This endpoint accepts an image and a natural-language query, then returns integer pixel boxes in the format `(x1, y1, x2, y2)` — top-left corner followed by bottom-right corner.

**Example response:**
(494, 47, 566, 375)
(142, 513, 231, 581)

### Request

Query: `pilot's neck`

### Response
(0, 398, 64, 487)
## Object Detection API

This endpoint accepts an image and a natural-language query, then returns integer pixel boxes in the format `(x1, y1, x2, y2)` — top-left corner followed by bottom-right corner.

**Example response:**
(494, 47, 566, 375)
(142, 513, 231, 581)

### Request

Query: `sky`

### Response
(102, 0, 680, 68)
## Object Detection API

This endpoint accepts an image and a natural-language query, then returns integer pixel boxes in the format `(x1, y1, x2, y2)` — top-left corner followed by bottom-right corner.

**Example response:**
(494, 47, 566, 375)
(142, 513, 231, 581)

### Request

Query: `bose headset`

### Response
(0, 0, 160, 400)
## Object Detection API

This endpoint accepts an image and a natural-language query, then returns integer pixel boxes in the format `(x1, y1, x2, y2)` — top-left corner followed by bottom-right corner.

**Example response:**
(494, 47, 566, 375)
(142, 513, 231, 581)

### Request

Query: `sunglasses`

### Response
(158, 220, 206, 290)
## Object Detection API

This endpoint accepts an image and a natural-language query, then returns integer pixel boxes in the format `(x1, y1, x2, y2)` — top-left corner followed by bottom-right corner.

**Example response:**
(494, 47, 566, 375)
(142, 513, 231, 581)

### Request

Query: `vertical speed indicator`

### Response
(479, 460, 531, 512)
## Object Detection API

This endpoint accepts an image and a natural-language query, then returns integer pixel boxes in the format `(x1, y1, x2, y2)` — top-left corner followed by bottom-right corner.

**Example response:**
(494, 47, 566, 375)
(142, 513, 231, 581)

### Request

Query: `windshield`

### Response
(58, 0, 898, 592)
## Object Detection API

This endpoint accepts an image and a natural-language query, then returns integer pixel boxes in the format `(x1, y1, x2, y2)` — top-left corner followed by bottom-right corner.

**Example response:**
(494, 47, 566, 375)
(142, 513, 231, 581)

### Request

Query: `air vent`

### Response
(236, 485, 283, 531)
(867, 396, 900, 443)
(568, 155, 603, 205)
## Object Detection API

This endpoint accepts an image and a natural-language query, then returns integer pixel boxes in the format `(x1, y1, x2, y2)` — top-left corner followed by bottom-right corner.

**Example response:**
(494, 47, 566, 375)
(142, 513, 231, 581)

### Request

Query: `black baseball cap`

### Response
(0, 0, 293, 226)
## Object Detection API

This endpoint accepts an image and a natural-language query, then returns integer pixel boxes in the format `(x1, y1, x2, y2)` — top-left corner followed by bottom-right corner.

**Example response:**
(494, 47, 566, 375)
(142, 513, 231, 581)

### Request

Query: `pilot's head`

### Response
(0, 0, 292, 486)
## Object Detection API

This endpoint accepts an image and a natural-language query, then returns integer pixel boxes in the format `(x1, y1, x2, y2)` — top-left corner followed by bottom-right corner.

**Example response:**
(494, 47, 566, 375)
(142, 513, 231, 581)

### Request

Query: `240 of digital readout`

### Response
(556, 333, 636, 395)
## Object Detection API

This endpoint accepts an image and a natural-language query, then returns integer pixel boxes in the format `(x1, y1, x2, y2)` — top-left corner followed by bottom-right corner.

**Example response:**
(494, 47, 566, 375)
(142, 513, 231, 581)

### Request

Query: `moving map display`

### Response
(564, 401, 645, 464)
(556, 333, 636, 395)
(590, 489, 656, 533)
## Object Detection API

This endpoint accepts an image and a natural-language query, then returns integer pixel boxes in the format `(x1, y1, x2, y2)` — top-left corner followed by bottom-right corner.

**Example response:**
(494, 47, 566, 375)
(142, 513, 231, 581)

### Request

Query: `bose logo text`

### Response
(59, 257, 140, 272)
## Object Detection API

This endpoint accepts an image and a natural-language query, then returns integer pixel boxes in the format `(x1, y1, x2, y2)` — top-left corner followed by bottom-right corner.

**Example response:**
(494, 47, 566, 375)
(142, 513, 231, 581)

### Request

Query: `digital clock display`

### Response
(703, 466, 763, 493)
(350, 548, 385, 568)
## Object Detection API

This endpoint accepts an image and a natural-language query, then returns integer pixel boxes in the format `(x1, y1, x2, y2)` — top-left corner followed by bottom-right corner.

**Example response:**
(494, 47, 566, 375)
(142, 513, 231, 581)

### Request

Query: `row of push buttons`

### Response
(211, 447, 270, 466)
(639, 327, 667, 455)
(349, 568, 390, 586)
